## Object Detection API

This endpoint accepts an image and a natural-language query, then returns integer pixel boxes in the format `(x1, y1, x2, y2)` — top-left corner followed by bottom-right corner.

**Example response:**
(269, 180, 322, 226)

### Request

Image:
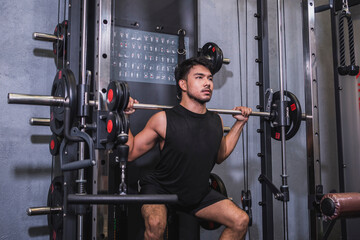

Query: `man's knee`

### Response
(148, 214, 167, 230)
(145, 214, 167, 238)
(232, 211, 249, 232)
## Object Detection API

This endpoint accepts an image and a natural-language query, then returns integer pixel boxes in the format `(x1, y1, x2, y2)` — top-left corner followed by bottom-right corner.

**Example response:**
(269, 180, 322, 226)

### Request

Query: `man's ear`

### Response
(178, 79, 187, 92)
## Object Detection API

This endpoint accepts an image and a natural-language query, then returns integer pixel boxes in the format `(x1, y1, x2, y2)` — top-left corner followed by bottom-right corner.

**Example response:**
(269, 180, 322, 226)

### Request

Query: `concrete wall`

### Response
(0, 1, 58, 239)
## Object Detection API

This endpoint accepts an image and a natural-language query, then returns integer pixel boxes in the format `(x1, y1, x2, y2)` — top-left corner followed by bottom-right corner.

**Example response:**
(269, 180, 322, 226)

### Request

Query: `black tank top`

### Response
(141, 105, 223, 207)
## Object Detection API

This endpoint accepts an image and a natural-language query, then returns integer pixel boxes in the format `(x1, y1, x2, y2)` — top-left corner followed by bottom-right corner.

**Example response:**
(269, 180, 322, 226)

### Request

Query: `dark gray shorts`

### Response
(139, 183, 227, 216)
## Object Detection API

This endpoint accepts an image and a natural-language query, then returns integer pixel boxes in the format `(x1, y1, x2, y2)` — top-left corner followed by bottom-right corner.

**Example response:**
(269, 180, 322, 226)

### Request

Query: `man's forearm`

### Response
(126, 129, 135, 161)
(218, 120, 246, 163)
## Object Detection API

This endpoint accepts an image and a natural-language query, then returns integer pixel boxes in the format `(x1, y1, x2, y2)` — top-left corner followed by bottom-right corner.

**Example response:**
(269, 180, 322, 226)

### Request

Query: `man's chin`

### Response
(199, 97, 211, 104)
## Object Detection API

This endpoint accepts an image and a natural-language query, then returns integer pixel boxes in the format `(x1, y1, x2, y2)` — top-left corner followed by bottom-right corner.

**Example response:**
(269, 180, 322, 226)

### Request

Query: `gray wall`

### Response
(0, 1, 58, 239)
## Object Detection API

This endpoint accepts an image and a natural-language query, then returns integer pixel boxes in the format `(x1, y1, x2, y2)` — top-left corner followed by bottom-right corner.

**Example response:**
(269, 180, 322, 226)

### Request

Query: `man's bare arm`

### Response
(216, 106, 251, 164)
(126, 111, 166, 161)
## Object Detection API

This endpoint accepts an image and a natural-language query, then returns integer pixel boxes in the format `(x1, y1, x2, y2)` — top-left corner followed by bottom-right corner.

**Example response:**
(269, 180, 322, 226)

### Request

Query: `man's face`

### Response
(181, 65, 213, 104)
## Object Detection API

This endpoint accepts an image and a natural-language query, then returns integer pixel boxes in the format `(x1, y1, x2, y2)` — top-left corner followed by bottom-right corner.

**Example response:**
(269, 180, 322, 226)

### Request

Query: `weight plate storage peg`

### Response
(200, 173, 228, 230)
(50, 69, 77, 136)
(270, 91, 302, 141)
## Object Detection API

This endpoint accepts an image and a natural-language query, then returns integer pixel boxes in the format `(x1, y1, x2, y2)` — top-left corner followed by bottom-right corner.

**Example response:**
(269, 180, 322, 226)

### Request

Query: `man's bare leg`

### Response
(195, 199, 249, 240)
(142, 204, 167, 240)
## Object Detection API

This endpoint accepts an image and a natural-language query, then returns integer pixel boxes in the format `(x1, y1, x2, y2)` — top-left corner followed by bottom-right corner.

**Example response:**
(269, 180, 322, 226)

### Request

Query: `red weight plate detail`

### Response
(212, 47, 216, 52)
(290, 103, 296, 111)
(108, 89, 114, 103)
(58, 70, 62, 80)
(53, 230, 56, 240)
(275, 132, 281, 140)
(107, 120, 113, 133)
(50, 140, 55, 150)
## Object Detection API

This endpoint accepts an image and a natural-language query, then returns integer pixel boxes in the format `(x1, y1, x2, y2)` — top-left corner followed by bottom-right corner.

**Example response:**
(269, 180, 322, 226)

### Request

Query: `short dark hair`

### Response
(174, 56, 213, 100)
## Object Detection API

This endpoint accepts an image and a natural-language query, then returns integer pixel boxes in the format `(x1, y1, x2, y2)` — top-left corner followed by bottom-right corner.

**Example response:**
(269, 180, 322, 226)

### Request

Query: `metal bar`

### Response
(26, 113, 310, 124)
(223, 58, 231, 64)
(27, 206, 62, 216)
(78, 1, 89, 239)
(256, 0, 274, 238)
(68, 194, 178, 204)
(303, 0, 324, 239)
(315, 4, 333, 13)
(8, 93, 65, 106)
(33, 32, 62, 42)
(62, 159, 96, 172)
(276, 0, 289, 238)
(329, 0, 347, 238)
(29, 118, 50, 126)
(133, 103, 271, 117)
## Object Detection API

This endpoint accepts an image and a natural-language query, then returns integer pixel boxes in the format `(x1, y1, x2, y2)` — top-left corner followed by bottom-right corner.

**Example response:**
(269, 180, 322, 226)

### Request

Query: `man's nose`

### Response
(204, 78, 212, 86)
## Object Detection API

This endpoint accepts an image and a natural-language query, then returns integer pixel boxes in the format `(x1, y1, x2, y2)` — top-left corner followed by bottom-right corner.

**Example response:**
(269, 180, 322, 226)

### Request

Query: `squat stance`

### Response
(125, 57, 251, 240)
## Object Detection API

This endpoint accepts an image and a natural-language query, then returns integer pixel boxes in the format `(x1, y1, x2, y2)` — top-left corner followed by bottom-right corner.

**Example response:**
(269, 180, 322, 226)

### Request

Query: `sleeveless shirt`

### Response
(140, 105, 223, 207)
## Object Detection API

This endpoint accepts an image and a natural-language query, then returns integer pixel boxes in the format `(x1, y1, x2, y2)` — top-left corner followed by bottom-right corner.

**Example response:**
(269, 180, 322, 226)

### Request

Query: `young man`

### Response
(125, 57, 252, 240)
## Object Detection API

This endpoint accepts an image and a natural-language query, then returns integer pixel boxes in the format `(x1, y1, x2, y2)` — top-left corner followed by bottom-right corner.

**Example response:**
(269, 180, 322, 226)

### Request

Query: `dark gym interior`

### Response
(1, 0, 360, 239)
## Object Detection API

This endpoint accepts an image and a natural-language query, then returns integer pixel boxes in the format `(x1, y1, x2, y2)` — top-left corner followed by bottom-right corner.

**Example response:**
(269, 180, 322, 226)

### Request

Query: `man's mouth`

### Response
(202, 89, 212, 94)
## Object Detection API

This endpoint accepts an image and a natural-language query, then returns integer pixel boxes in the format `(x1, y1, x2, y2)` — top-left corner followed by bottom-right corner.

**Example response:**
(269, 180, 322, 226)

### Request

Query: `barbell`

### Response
(106, 81, 306, 141)
(7, 72, 306, 141)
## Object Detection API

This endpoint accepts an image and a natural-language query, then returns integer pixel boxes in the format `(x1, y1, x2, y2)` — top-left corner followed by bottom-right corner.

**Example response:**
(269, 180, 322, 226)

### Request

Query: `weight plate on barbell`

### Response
(120, 81, 129, 112)
(47, 176, 64, 240)
(201, 42, 224, 74)
(270, 90, 302, 141)
(200, 173, 228, 230)
(107, 81, 130, 112)
(107, 81, 122, 111)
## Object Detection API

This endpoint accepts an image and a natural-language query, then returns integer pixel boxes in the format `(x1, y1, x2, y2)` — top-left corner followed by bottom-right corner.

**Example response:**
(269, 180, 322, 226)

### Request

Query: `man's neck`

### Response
(180, 97, 207, 114)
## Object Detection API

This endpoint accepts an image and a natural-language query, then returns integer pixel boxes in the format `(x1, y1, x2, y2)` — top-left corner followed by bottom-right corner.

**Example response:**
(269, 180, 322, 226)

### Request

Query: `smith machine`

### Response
(6, 0, 360, 239)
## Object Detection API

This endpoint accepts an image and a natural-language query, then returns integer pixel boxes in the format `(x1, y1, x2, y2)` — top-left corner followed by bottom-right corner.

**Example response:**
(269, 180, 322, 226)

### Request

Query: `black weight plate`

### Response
(53, 20, 67, 58)
(63, 69, 77, 121)
(50, 69, 77, 136)
(107, 81, 122, 111)
(49, 134, 62, 156)
(50, 71, 65, 136)
(106, 111, 121, 142)
(119, 81, 129, 112)
(200, 173, 228, 230)
(201, 42, 224, 74)
(271, 91, 302, 141)
(47, 176, 64, 240)
(51, 71, 65, 121)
